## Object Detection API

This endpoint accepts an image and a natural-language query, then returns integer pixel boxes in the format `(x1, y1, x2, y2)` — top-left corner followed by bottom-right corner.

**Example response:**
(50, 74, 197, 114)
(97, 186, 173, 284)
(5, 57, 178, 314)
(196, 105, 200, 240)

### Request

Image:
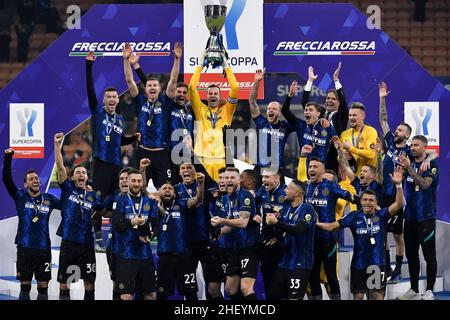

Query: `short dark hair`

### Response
(399, 122, 412, 135)
(305, 101, 321, 112)
(291, 179, 306, 193)
(218, 167, 227, 174)
(361, 189, 378, 200)
(261, 167, 281, 176)
(309, 157, 324, 166)
(145, 77, 160, 85)
(70, 165, 86, 178)
(225, 167, 240, 175)
(119, 167, 133, 176)
(350, 102, 366, 111)
(104, 87, 118, 94)
(207, 84, 221, 94)
(324, 169, 338, 183)
(127, 169, 142, 177)
(176, 82, 188, 90)
(24, 169, 38, 182)
(326, 89, 338, 99)
(412, 135, 428, 145)
(241, 169, 258, 186)
(362, 165, 376, 175)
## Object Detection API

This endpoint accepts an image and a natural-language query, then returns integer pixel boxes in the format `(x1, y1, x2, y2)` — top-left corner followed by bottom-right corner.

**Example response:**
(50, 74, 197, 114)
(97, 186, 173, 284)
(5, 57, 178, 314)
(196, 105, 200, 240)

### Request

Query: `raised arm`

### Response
(139, 158, 151, 192)
(54, 132, 67, 184)
(297, 145, 313, 182)
(333, 63, 349, 128)
(374, 138, 384, 184)
(281, 81, 299, 124)
(223, 55, 239, 117)
(123, 43, 139, 98)
(248, 69, 264, 119)
(388, 167, 404, 216)
(301, 66, 317, 110)
(166, 42, 182, 99)
(378, 82, 390, 136)
(188, 52, 206, 118)
(85, 51, 98, 112)
(187, 173, 205, 209)
(334, 137, 356, 182)
(128, 51, 148, 86)
(2, 149, 18, 197)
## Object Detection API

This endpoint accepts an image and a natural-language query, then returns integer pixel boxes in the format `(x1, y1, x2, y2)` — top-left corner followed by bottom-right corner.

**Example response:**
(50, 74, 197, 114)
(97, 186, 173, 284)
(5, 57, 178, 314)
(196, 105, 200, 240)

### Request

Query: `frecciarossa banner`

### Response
(0, 3, 449, 222)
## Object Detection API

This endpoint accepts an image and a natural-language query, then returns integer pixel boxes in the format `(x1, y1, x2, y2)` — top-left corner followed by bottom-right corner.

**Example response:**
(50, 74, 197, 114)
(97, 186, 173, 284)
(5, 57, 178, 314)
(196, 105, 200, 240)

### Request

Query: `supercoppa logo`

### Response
(223, 0, 246, 50)
(411, 107, 432, 136)
(16, 108, 38, 137)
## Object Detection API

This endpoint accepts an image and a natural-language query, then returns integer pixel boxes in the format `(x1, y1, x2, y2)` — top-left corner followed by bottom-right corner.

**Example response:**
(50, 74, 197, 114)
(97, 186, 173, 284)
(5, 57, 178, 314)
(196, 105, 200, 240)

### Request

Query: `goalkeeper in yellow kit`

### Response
(188, 52, 239, 182)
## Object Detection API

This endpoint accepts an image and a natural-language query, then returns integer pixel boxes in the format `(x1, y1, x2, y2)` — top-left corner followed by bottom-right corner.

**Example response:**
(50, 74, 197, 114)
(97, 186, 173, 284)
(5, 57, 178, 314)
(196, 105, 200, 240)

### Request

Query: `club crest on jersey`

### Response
(322, 188, 329, 196)
(244, 198, 251, 205)
(305, 213, 312, 222)
(87, 195, 93, 202)
(43, 199, 50, 206)
(144, 203, 150, 211)
(278, 195, 285, 203)
(431, 167, 437, 175)
(373, 215, 379, 223)
(321, 129, 327, 137)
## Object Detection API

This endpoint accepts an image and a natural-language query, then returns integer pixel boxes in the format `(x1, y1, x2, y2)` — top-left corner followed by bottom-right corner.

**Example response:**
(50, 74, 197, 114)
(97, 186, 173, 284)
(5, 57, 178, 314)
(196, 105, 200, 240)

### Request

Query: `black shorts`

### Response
(92, 159, 121, 227)
(16, 246, 52, 282)
(157, 252, 198, 296)
(57, 241, 96, 284)
(383, 194, 404, 234)
(136, 147, 172, 189)
(351, 266, 386, 294)
(191, 240, 210, 268)
(226, 247, 259, 279)
(205, 245, 228, 283)
(269, 267, 310, 300)
(106, 246, 117, 281)
(115, 257, 157, 295)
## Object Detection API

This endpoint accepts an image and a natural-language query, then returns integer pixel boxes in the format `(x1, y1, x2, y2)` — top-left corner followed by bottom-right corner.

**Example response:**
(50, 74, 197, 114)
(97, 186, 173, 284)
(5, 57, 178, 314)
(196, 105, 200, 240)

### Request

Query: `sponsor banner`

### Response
(273, 40, 376, 56)
(9, 103, 45, 158)
(183, 73, 262, 97)
(69, 41, 171, 57)
(404, 102, 440, 154)
(183, 0, 264, 99)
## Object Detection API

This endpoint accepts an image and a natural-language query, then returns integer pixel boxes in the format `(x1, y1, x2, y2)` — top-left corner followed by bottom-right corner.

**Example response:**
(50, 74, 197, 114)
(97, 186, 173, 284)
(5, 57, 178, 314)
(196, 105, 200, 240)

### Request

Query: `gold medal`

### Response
(147, 120, 152, 126)
(370, 237, 376, 245)
(133, 224, 138, 229)
(162, 224, 167, 231)
(415, 185, 420, 192)
(105, 135, 110, 142)
(32, 216, 39, 223)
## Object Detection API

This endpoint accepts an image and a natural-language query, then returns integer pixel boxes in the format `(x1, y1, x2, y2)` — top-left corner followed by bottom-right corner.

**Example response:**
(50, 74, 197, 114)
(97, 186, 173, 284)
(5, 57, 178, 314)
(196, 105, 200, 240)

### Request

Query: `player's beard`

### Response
(129, 186, 141, 196)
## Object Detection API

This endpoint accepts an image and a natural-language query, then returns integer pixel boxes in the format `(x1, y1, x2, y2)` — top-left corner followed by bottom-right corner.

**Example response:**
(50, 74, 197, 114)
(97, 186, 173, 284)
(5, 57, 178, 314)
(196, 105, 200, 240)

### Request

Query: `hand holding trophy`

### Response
(203, 1, 229, 69)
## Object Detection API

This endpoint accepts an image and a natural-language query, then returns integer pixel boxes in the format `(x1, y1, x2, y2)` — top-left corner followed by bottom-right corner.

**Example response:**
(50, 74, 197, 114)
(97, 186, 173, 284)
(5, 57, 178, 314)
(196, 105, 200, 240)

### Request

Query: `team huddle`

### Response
(2, 42, 439, 301)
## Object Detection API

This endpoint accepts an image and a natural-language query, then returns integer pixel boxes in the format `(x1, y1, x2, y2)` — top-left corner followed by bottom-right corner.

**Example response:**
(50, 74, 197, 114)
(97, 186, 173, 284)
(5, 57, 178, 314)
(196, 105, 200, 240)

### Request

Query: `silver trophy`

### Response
(203, 3, 229, 69)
